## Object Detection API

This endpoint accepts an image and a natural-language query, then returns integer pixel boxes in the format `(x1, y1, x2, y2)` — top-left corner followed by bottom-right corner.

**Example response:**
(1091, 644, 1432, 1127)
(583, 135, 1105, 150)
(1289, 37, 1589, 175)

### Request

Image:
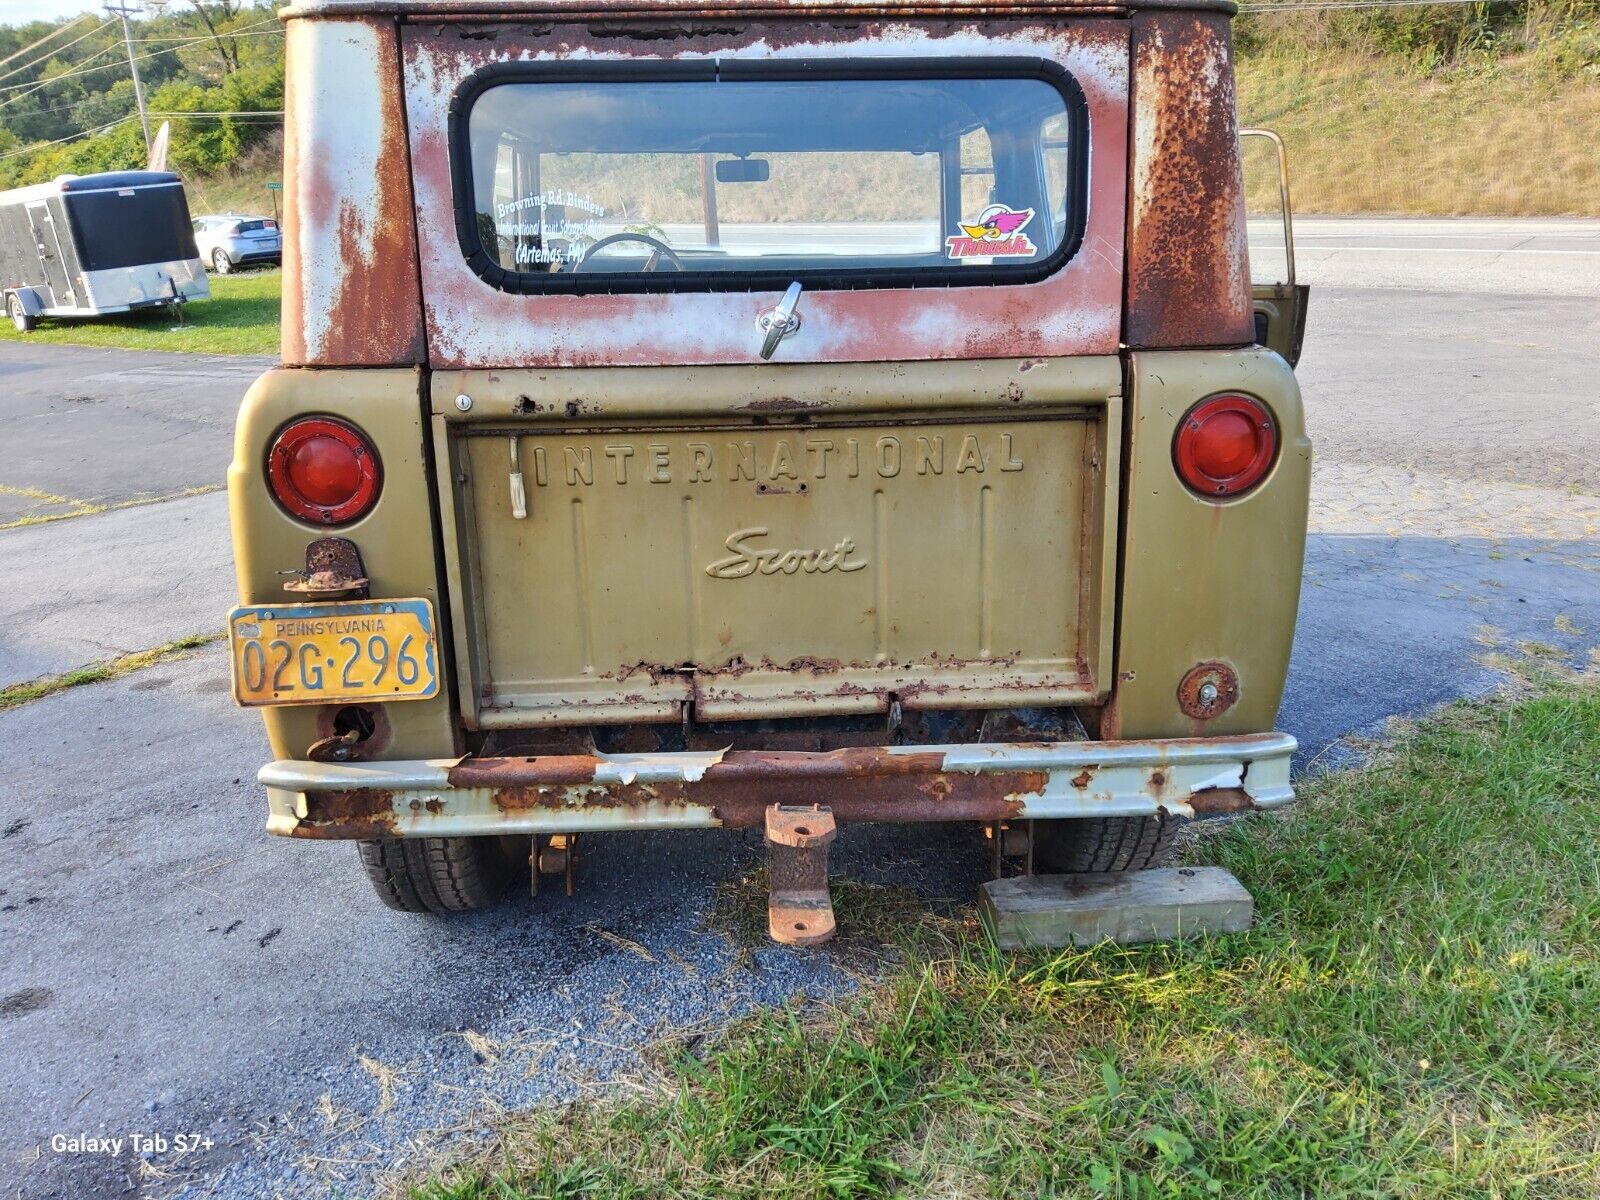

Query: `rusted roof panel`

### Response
(280, 16, 426, 366)
(281, 0, 1238, 20)
(1123, 9, 1254, 349)
(401, 18, 1131, 368)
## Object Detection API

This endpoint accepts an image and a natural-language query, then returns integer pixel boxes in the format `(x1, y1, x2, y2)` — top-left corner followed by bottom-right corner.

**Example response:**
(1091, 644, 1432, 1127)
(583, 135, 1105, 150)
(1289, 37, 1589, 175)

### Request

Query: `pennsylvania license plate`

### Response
(228, 599, 440, 707)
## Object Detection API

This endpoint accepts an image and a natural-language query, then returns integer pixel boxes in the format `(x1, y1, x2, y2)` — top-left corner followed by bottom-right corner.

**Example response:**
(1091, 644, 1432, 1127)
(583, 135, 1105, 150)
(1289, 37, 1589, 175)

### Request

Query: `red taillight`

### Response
(1172, 394, 1277, 499)
(267, 417, 380, 525)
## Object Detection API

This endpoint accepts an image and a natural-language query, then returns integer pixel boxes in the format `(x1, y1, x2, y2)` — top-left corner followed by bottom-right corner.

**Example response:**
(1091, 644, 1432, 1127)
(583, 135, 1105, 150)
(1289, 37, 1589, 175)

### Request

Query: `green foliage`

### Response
(0, 3, 283, 189)
(1236, 0, 1600, 74)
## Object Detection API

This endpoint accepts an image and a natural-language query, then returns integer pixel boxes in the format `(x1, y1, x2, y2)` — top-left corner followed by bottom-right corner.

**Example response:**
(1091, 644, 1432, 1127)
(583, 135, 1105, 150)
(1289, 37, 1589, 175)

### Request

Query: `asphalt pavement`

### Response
(2, 221, 1598, 1200)
(0, 349, 267, 525)
(1248, 215, 1600, 297)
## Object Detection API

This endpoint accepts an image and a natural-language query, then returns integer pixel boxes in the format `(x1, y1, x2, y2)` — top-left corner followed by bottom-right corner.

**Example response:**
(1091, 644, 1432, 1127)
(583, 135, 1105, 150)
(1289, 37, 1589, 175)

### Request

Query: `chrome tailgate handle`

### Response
(756, 281, 803, 360)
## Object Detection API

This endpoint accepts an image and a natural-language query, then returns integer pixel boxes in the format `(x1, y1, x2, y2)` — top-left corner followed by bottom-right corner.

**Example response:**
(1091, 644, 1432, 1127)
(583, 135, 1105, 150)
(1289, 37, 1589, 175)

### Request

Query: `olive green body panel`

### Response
(228, 369, 459, 762)
(430, 357, 1123, 728)
(230, 352, 1306, 758)
(1101, 347, 1310, 739)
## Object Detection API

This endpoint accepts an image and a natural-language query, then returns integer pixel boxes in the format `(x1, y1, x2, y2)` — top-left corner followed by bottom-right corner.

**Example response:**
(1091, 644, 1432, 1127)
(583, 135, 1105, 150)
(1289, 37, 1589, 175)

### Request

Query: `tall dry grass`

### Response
(1240, 53, 1600, 216)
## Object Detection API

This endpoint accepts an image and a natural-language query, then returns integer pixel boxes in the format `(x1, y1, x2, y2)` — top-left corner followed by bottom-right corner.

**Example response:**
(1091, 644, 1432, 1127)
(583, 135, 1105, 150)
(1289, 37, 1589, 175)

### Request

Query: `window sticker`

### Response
(945, 204, 1037, 259)
(494, 190, 608, 266)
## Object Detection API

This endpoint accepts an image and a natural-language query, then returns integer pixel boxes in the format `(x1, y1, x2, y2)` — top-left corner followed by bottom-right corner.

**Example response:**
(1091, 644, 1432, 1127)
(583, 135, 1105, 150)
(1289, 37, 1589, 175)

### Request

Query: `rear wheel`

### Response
(1031, 813, 1185, 874)
(212, 248, 233, 275)
(7, 294, 36, 333)
(357, 836, 521, 913)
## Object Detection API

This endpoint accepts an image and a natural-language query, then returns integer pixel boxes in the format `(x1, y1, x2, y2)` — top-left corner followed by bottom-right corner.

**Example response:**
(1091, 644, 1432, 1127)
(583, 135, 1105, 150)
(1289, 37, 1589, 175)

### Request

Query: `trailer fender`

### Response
(4, 287, 42, 332)
(5, 287, 43, 317)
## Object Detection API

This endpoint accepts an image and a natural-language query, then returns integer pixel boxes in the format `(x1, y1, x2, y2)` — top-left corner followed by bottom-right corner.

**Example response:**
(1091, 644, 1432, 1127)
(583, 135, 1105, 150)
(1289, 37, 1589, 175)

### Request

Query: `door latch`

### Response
(756, 281, 803, 360)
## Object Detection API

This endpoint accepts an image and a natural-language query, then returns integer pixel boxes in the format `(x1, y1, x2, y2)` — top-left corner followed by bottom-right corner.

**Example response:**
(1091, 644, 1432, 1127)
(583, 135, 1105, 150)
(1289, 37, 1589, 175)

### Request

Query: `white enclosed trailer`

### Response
(0, 169, 209, 332)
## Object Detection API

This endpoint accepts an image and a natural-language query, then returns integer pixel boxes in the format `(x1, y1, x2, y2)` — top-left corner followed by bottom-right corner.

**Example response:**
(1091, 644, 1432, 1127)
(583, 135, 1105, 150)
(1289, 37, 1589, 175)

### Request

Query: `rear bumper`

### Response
(260, 732, 1296, 840)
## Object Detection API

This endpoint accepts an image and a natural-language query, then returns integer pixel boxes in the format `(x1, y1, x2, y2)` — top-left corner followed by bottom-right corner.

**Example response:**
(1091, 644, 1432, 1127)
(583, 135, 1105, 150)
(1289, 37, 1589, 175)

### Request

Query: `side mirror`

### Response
(715, 158, 770, 184)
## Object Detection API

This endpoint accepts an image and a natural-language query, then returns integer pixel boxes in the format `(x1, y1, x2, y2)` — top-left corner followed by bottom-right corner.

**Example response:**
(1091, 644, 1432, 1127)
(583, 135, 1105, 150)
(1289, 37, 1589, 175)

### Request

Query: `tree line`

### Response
(0, 1, 284, 190)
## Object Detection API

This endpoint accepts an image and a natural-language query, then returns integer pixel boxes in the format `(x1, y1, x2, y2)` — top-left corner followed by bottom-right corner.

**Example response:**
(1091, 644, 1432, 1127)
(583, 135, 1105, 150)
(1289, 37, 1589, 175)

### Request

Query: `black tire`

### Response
(8, 294, 36, 333)
(1031, 813, 1185, 874)
(212, 248, 233, 275)
(357, 837, 520, 913)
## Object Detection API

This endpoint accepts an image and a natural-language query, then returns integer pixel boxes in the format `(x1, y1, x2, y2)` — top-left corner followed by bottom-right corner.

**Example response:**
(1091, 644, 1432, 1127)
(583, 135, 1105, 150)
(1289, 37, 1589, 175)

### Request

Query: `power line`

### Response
(146, 109, 283, 116)
(132, 16, 283, 43)
(0, 16, 278, 96)
(0, 114, 134, 163)
(0, 12, 96, 71)
(0, 42, 122, 97)
(12, 92, 116, 119)
(0, 17, 114, 86)
(132, 28, 284, 44)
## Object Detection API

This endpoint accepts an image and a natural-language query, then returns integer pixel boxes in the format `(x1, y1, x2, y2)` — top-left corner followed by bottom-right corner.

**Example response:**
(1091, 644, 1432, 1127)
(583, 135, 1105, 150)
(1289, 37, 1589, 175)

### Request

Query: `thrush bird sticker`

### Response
(945, 204, 1038, 259)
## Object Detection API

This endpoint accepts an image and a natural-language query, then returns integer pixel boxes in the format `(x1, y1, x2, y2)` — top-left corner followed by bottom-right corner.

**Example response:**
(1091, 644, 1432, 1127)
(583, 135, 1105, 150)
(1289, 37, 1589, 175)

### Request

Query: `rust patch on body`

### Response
(292, 789, 399, 838)
(1176, 659, 1239, 720)
(1124, 10, 1253, 350)
(1189, 786, 1254, 814)
(283, 17, 425, 367)
(447, 747, 1043, 827)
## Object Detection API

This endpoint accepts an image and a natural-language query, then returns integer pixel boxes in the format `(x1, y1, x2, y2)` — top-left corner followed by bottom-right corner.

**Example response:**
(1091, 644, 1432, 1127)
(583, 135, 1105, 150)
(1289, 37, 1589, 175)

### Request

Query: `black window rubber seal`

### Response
(446, 55, 1091, 298)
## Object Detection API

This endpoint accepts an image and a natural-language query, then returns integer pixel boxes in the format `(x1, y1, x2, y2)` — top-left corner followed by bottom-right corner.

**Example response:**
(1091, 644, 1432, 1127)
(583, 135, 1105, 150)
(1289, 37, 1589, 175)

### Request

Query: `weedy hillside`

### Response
(1238, 0, 1600, 214)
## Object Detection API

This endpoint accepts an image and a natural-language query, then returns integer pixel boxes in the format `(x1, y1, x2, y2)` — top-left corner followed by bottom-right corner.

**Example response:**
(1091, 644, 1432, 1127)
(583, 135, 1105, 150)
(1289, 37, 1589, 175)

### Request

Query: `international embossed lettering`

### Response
(531, 433, 1023, 487)
(705, 527, 869, 580)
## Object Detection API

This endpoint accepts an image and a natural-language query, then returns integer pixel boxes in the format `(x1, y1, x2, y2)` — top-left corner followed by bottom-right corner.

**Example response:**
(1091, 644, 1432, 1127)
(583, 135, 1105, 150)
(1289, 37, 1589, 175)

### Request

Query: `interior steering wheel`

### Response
(572, 232, 685, 273)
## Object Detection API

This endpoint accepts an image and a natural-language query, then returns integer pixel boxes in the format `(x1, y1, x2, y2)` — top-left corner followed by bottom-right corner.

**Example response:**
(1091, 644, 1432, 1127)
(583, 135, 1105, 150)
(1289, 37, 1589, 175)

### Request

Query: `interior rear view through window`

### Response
(461, 65, 1084, 289)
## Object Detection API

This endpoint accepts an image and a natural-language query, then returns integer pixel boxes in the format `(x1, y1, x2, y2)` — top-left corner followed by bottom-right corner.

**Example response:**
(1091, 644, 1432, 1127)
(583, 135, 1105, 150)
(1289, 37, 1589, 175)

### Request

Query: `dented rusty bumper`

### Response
(260, 732, 1295, 839)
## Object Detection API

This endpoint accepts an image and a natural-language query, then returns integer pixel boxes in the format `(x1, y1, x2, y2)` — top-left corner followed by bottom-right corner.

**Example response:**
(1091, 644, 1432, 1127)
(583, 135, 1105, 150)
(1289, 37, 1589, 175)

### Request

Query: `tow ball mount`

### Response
(765, 804, 837, 946)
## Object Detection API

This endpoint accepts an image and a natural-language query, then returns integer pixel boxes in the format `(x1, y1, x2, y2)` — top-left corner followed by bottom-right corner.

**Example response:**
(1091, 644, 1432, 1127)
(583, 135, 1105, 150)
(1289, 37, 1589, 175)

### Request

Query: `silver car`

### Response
(192, 213, 282, 274)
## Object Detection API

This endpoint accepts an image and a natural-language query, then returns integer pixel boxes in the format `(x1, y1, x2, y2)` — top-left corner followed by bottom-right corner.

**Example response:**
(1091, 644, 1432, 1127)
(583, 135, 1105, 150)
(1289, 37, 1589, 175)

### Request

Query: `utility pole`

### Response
(104, 3, 151, 154)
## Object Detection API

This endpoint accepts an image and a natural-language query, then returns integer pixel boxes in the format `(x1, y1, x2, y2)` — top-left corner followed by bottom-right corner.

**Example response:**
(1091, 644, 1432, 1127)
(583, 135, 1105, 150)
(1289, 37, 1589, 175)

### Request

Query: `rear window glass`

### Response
(455, 62, 1086, 294)
(237, 220, 271, 233)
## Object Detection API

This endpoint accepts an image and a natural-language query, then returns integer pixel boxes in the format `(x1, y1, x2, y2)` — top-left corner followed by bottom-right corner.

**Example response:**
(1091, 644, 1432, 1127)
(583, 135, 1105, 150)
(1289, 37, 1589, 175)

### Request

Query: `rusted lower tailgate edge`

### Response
(260, 733, 1295, 839)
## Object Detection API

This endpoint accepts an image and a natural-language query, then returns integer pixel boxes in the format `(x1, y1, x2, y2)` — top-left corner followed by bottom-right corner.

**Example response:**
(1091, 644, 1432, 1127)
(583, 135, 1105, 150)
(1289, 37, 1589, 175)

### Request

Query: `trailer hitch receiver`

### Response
(765, 804, 837, 946)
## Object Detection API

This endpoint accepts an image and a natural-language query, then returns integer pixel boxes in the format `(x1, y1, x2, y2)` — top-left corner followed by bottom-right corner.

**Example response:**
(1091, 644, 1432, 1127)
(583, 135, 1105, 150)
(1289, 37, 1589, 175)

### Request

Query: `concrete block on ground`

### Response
(979, 867, 1253, 950)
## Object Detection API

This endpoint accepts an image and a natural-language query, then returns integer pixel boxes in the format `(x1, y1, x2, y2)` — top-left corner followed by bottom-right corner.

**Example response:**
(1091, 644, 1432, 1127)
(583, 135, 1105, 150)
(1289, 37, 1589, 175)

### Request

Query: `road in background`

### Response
(1250, 216, 1600, 297)
(2, 223, 1597, 1199)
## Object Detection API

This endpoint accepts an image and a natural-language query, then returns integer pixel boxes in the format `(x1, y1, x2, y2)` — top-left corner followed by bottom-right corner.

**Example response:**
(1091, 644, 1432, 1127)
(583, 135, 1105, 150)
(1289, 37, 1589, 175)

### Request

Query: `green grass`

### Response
(406, 673, 1600, 1199)
(0, 268, 280, 357)
(0, 633, 221, 713)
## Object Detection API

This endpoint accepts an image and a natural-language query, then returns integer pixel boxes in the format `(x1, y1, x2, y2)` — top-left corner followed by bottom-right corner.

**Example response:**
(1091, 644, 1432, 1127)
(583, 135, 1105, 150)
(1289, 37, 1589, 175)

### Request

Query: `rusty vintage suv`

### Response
(229, 0, 1310, 937)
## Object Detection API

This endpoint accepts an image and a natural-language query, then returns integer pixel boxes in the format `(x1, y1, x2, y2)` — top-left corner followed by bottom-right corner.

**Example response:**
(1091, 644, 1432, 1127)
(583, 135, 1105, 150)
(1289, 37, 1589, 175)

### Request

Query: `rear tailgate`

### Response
(433, 358, 1120, 726)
